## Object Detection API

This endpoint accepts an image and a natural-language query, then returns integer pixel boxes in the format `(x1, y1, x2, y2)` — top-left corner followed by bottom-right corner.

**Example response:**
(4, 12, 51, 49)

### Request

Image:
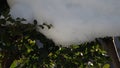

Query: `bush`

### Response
(0, 1, 110, 68)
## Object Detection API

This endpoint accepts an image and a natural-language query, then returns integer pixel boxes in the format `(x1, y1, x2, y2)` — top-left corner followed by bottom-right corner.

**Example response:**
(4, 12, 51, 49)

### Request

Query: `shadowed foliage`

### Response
(0, 0, 111, 68)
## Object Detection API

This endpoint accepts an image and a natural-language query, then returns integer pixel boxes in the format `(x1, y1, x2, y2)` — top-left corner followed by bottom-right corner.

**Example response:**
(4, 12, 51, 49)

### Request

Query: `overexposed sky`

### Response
(8, 0, 120, 46)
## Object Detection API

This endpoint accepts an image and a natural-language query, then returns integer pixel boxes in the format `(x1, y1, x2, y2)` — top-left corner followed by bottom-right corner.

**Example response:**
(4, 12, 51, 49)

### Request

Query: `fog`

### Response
(7, 0, 120, 46)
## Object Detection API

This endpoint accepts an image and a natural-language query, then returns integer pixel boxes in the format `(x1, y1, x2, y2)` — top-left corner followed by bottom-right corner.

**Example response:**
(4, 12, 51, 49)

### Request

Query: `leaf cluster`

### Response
(0, 1, 111, 68)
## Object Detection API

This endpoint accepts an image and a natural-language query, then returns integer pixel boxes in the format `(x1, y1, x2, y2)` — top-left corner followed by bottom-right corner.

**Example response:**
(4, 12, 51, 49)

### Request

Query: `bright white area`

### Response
(7, 0, 120, 46)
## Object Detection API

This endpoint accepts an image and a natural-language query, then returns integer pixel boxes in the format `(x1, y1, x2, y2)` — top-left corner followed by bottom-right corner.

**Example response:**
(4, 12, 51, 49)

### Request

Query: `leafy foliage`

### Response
(0, 1, 110, 68)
